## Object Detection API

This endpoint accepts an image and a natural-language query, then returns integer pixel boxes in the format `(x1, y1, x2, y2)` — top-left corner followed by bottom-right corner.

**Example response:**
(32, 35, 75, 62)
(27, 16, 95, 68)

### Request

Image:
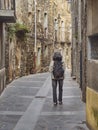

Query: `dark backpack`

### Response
(53, 61, 64, 79)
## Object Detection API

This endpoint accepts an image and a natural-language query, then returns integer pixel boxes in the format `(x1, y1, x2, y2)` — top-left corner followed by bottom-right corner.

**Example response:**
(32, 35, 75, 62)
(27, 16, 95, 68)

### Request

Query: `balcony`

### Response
(0, 0, 16, 23)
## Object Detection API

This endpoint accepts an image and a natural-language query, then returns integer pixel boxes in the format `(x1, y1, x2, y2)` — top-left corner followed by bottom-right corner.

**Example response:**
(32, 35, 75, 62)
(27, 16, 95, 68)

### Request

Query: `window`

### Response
(38, 10, 41, 22)
(28, 12, 32, 24)
(54, 19, 58, 31)
(28, 0, 33, 13)
(44, 12, 48, 28)
(88, 36, 98, 60)
(44, 12, 48, 38)
(44, 27, 48, 38)
(61, 21, 65, 42)
(37, 48, 41, 66)
(67, 1, 71, 12)
(0, 0, 13, 10)
(1, 0, 13, 9)
(54, 19, 58, 42)
(66, 48, 68, 55)
(45, 46, 48, 57)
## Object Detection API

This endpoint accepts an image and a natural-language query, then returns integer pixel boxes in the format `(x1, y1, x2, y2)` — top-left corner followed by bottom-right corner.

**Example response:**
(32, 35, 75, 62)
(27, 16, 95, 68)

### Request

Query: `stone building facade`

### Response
(5, 0, 33, 83)
(71, 0, 87, 101)
(33, 0, 54, 72)
(71, 0, 98, 130)
(0, 0, 16, 93)
(5, 0, 54, 83)
(71, 0, 80, 81)
(86, 0, 98, 130)
(5, 0, 71, 85)
(53, 0, 72, 69)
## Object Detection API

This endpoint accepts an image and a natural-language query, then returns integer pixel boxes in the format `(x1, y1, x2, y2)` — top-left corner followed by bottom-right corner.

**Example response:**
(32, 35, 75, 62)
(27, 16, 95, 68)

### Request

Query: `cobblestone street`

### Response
(0, 70, 89, 130)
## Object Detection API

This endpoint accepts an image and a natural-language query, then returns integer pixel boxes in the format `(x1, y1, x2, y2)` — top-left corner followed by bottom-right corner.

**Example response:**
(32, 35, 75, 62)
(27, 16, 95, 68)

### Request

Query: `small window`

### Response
(88, 36, 98, 60)
(45, 46, 48, 57)
(44, 12, 48, 28)
(55, 30, 57, 42)
(54, 19, 58, 42)
(37, 48, 41, 66)
(54, 19, 58, 31)
(61, 21, 65, 41)
(66, 48, 68, 55)
(44, 12, 48, 38)
(44, 27, 48, 38)
(28, 12, 32, 23)
(10, 38, 12, 43)
(28, 0, 33, 12)
(38, 10, 41, 22)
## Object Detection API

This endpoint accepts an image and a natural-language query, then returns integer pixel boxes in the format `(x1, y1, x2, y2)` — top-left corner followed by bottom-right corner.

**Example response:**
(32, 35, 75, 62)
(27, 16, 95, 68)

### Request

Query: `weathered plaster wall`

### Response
(86, 61, 98, 130)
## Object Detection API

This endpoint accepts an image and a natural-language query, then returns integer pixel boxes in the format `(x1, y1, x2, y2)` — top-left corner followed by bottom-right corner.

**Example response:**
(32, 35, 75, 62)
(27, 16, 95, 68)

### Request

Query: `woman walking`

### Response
(49, 52, 65, 106)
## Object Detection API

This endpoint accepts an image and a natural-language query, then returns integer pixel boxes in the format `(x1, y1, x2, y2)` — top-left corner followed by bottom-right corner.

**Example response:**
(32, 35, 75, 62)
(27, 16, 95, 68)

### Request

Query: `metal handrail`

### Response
(0, 0, 15, 10)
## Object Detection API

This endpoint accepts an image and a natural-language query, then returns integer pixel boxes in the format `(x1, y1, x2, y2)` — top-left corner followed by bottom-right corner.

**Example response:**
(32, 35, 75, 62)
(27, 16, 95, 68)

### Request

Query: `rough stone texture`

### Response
(53, 0, 72, 68)
(5, 0, 35, 84)
(71, 0, 80, 82)
(87, 0, 98, 35)
(81, 0, 87, 102)
(35, 0, 54, 72)
(71, 0, 87, 102)
(86, 87, 98, 130)
(5, 26, 10, 84)
(4, 0, 71, 94)
(0, 0, 16, 92)
(71, 1, 98, 130)
(1, 23, 12, 93)
(87, 60, 98, 92)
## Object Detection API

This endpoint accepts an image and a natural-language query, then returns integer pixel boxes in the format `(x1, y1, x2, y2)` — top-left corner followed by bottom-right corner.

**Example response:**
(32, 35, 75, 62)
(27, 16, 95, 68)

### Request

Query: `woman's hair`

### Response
(53, 52, 62, 61)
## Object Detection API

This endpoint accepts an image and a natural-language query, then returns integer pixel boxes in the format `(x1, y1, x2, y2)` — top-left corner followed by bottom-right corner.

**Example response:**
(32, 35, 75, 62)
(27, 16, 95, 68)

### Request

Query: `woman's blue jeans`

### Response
(52, 79, 63, 103)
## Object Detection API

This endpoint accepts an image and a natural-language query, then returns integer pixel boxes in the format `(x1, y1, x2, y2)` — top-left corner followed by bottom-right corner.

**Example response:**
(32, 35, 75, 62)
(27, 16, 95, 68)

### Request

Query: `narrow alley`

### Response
(1, 0, 98, 130)
(0, 70, 89, 130)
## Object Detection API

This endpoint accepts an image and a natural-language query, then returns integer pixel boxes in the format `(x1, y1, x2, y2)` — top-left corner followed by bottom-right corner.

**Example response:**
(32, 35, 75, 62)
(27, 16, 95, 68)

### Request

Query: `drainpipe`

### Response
(78, 0, 82, 89)
(34, 0, 37, 53)
(33, 0, 37, 73)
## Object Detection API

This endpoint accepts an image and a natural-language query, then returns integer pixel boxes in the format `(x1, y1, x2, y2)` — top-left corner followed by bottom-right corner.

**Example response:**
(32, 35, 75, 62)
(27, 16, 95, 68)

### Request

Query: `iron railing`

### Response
(0, 0, 15, 10)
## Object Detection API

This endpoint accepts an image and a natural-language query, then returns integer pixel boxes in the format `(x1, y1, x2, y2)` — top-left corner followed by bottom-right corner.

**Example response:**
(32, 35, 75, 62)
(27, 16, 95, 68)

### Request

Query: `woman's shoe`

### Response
(59, 101, 63, 105)
(54, 102, 57, 106)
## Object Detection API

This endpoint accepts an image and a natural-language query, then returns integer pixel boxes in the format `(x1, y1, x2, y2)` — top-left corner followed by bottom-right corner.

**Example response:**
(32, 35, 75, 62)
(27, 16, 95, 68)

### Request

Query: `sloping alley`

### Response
(0, 70, 89, 130)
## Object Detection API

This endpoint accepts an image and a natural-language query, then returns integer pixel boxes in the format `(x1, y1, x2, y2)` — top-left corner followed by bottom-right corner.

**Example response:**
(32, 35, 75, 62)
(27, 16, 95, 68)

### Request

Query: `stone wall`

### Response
(71, 0, 98, 129)
(0, 23, 6, 93)
(86, 60, 98, 130)
(5, 0, 30, 83)
(87, 0, 98, 35)
(71, 0, 79, 78)
(86, 1, 98, 128)
(71, 0, 87, 101)
(5, 0, 71, 85)
(81, 0, 87, 102)
(53, 0, 71, 68)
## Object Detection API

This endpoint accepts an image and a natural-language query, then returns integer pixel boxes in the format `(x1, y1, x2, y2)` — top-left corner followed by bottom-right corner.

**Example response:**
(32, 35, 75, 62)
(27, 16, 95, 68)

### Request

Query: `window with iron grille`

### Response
(0, 0, 15, 10)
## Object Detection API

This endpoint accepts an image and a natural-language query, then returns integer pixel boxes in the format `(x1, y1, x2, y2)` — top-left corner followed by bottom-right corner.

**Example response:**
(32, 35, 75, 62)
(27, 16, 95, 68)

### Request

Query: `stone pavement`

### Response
(0, 70, 89, 130)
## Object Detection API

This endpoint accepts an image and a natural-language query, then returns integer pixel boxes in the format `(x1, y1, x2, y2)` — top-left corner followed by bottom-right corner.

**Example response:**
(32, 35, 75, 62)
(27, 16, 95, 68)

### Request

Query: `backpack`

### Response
(53, 61, 64, 79)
